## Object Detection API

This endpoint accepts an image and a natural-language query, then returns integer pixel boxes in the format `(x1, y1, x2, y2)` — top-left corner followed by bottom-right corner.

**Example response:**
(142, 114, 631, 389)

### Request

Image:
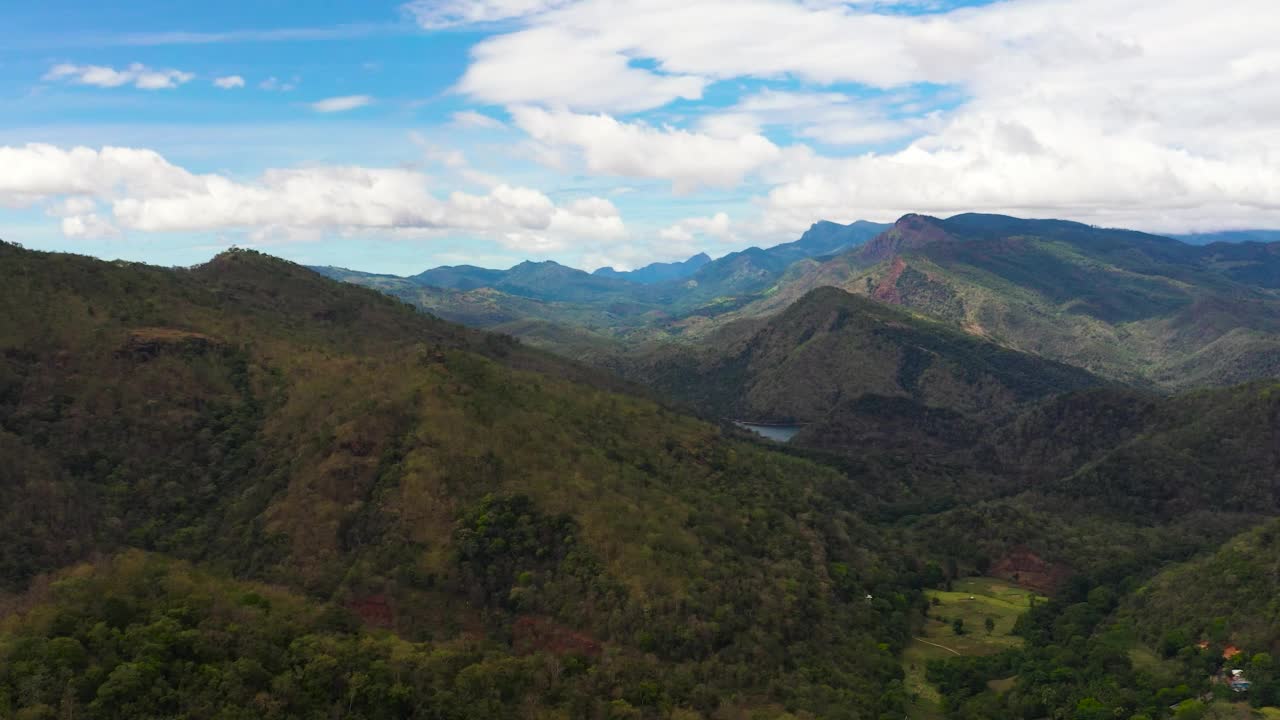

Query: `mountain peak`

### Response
(856, 213, 954, 264)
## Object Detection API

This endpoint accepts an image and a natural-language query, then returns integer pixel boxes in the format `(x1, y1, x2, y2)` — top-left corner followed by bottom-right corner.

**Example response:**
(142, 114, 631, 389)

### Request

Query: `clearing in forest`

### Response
(903, 577, 1046, 720)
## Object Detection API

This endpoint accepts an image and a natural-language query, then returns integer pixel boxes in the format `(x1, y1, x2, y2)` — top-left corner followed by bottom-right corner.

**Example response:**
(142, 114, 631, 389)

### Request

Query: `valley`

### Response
(2, 212, 1279, 719)
(4, 1, 1278, 717)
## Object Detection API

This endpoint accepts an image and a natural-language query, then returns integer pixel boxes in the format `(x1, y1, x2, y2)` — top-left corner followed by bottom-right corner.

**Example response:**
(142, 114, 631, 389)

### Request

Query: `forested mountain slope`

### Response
(0, 240, 929, 719)
(746, 214, 1280, 390)
(632, 285, 1104, 424)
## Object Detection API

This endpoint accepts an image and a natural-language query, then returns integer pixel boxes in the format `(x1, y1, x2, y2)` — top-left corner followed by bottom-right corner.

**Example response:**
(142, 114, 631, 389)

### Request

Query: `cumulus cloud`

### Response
(458, 26, 706, 112)
(659, 212, 733, 244)
(44, 62, 194, 90)
(511, 106, 781, 191)
(703, 89, 933, 147)
(444, 0, 1280, 235)
(311, 95, 373, 112)
(0, 143, 629, 245)
(213, 75, 245, 89)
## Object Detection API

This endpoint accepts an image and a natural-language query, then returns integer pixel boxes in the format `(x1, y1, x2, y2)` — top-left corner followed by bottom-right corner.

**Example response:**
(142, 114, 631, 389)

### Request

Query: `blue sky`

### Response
(2, 0, 1277, 273)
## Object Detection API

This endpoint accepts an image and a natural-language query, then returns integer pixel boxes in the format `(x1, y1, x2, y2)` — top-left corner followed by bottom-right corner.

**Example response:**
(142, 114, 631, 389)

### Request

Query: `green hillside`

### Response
(0, 241, 927, 719)
(1125, 518, 1280, 656)
(5, 239, 1280, 719)
(749, 214, 1280, 390)
(633, 286, 1104, 424)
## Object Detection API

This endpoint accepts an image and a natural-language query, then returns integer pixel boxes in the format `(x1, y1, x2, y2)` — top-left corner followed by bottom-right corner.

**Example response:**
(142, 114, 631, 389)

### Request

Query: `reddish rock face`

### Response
(858, 214, 955, 265)
(512, 615, 602, 658)
(871, 257, 908, 304)
(988, 548, 1071, 594)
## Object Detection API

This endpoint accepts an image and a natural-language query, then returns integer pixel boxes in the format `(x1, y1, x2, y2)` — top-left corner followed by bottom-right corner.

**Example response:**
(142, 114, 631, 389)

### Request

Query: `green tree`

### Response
(952, 618, 965, 636)
(984, 617, 995, 635)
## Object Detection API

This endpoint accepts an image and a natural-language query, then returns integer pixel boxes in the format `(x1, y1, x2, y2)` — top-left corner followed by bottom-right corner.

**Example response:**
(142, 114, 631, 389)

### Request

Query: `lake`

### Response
(733, 422, 804, 443)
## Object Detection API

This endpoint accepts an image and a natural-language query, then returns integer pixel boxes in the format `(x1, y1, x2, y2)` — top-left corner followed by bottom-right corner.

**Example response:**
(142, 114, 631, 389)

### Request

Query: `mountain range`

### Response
(319, 213, 1280, 393)
(3, 210, 1280, 719)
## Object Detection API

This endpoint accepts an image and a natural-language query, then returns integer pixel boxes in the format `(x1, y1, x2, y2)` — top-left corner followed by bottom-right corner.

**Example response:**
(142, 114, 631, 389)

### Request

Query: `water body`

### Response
(733, 422, 804, 443)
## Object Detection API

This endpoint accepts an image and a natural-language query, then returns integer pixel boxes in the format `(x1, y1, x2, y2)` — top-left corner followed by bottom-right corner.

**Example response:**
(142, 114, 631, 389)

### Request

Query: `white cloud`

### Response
(61, 213, 120, 239)
(44, 62, 194, 90)
(311, 95, 374, 113)
(702, 89, 930, 147)
(659, 212, 733, 244)
(458, 25, 706, 112)
(0, 143, 629, 246)
(451, 110, 506, 129)
(442, 0, 1280, 236)
(213, 75, 245, 89)
(511, 106, 781, 191)
(259, 76, 298, 92)
(403, 0, 572, 28)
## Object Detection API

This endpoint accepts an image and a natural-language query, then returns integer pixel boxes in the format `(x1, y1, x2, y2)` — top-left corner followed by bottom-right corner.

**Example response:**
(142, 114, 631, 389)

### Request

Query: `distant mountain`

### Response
(670, 219, 889, 305)
(765, 219, 890, 263)
(744, 213, 1280, 389)
(313, 219, 890, 347)
(1173, 229, 1280, 245)
(317, 213, 1280, 393)
(408, 263, 505, 290)
(593, 252, 710, 283)
(414, 259, 641, 303)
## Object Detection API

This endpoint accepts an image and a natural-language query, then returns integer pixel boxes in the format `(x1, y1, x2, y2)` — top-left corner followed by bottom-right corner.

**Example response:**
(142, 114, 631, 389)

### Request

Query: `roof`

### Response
(1223, 645, 1243, 659)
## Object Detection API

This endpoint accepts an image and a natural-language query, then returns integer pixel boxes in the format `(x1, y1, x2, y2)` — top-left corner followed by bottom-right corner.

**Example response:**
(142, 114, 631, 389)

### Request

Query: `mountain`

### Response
(745, 213, 1280, 390)
(665, 219, 890, 308)
(764, 219, 891, 263)
(414, 260, 645, 304)
(0, 240, 924, 719)
(635, 285, 1104, 424)
(408, 263, 505, 290)
(1174, 229, 1280, 245)
(1125, 516, 1280, 655)
(8, 239, 1280, 719)
(593, 252, 710, 283)
(314, 219, 890, 350)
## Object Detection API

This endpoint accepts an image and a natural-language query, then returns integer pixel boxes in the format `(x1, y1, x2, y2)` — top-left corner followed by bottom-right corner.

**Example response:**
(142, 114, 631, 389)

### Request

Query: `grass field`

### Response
(903, 577, 1045, 719)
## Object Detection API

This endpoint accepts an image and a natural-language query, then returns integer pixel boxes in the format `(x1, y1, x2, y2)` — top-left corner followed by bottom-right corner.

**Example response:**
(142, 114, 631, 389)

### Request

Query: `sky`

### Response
(2, 0, 1279, 273)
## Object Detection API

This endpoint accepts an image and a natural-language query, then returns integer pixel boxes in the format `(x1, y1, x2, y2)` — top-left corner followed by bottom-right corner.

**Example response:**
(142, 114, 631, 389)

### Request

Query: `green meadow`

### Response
(903, 577, 1045, 719)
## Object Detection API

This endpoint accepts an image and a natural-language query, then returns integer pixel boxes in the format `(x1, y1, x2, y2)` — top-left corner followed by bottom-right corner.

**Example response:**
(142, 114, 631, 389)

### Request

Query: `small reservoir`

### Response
(733, 422, 804, 443)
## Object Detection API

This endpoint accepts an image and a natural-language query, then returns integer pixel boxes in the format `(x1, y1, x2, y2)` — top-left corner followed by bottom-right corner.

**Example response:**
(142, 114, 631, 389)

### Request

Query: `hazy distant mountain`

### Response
(1173, 229, 1280, 245)
(763, 219, 891, 262)
(312, 218, 890, 343)
(408, 263, 505, 290)
(593, 252, 710, 283)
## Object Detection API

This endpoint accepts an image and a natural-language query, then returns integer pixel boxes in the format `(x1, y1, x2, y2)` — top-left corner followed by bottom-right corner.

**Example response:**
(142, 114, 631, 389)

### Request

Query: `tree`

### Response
(984, 617, 995, 635)
(952, 618, 965, 636)
(1074, 697, 1110, 720)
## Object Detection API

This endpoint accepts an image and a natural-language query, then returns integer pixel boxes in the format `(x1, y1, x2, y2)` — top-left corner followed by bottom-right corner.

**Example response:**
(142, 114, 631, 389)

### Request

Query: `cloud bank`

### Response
(0, 143, 627, 253)
(432, 0, 1280, 234)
